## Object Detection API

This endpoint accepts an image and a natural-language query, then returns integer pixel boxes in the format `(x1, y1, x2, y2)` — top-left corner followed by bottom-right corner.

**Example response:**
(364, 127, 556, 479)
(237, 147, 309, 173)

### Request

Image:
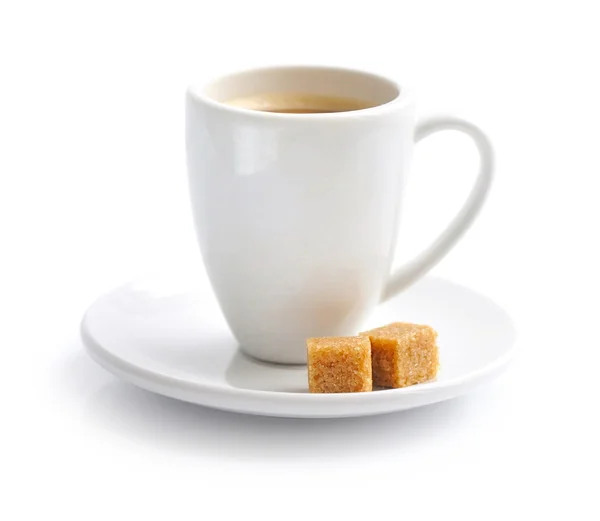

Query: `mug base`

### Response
(238, 343, 308, 365)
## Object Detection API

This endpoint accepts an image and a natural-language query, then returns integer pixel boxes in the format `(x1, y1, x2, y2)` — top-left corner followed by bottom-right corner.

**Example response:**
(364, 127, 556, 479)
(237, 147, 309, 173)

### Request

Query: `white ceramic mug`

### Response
(186, 65, 494, 364)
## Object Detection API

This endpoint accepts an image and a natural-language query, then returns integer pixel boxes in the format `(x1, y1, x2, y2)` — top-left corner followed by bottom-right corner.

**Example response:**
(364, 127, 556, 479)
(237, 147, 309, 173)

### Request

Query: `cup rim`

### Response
(186, 64, 413, 119)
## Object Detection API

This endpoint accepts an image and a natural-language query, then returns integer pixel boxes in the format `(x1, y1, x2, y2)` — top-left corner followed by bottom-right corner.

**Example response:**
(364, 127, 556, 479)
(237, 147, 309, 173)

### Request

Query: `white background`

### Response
(2, 0, 599, 518)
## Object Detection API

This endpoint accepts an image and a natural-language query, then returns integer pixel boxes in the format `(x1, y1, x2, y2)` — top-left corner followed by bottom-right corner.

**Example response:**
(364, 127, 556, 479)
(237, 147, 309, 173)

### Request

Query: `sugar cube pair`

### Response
(307, 322, 439, 393)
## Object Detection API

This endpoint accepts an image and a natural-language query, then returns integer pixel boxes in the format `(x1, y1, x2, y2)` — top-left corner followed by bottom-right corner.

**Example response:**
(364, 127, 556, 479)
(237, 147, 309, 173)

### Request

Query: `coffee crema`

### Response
(224, 93, 374, 114)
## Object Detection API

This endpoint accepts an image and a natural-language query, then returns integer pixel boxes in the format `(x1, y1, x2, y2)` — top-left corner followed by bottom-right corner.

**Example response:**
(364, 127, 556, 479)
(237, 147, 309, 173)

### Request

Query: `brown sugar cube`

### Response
(307, 336, 372, 393)
(360, 322, 439, 388)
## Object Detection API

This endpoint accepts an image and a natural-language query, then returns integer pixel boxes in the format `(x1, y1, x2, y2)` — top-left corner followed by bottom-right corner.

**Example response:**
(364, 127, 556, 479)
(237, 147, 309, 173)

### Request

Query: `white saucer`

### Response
(81, 274, 516, 418)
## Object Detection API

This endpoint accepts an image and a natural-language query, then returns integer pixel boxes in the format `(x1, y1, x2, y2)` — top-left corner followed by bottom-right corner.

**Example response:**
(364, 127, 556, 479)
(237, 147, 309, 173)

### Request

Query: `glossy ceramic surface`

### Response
(82, 274, 515, 418)
(186, 66, 494, 362)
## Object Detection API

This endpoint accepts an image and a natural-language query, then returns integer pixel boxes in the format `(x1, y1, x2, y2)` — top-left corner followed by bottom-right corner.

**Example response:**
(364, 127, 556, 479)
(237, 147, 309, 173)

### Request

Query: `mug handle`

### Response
(382, 116, 495, 301)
